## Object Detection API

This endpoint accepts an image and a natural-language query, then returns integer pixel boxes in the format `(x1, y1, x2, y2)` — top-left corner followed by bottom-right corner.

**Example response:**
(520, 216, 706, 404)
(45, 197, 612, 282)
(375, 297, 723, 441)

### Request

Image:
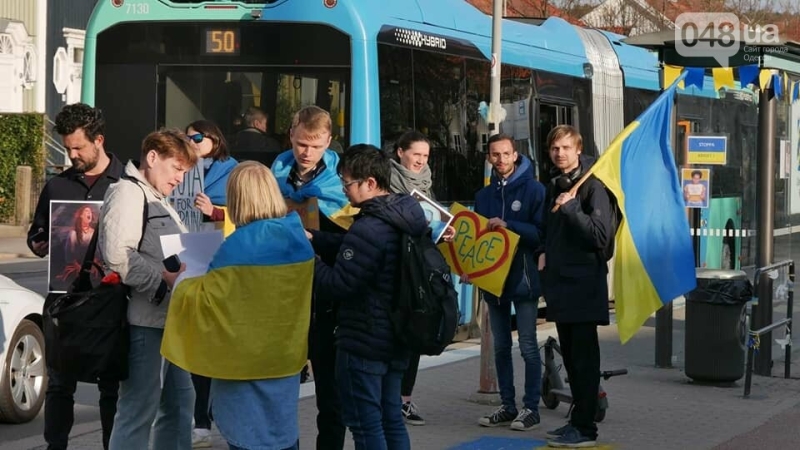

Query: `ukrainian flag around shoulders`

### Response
(271, 149, 359, 230)
(161, 212, 314, 380)
(588, 72, 696, 344)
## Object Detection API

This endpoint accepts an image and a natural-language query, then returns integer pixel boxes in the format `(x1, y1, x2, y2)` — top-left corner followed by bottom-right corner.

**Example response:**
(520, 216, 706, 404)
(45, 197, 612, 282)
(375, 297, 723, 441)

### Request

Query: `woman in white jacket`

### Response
(99, 129, 198, 450)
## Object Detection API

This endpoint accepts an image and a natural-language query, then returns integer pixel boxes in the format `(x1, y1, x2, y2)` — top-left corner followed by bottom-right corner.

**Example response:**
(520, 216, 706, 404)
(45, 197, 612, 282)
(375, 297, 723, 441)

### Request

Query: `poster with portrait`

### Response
(681, 168, 711, 209)
(790, 100, 800, 214)
(48, 200, 104, 294)
(410, 189, 454, 243)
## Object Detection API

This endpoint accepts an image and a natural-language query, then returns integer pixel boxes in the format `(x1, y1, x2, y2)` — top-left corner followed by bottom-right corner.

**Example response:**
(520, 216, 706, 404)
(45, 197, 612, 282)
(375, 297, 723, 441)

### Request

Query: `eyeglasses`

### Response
(341, 179, 362, 189)
(187, 133, 206, 144)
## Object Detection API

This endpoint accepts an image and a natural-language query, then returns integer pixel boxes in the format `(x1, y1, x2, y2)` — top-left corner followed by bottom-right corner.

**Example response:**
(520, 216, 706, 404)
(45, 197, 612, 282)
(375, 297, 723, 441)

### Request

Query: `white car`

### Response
(0, 274, 47, 423)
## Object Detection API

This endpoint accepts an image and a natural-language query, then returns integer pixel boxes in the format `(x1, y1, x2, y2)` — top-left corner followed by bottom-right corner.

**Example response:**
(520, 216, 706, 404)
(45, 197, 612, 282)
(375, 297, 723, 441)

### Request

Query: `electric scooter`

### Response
(540, 336, 628, 422)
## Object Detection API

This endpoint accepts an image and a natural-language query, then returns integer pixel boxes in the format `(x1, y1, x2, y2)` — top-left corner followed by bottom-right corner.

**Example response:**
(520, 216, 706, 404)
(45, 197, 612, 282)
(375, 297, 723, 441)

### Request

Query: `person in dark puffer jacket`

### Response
(310, 144, 427, 450)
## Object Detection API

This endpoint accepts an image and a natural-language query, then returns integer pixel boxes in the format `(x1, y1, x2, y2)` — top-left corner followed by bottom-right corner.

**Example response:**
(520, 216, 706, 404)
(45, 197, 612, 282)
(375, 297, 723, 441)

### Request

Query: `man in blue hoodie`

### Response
(464, 133, 545, 431)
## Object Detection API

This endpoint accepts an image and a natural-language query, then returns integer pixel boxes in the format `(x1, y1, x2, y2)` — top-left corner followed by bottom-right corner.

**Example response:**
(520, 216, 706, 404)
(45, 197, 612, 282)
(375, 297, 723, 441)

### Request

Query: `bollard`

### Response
(15, 166, 32, 228)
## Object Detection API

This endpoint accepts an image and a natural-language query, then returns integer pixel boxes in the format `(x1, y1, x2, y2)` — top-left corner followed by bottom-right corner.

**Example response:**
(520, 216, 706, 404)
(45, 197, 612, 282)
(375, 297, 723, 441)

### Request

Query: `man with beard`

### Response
(28, 103, 124, 450)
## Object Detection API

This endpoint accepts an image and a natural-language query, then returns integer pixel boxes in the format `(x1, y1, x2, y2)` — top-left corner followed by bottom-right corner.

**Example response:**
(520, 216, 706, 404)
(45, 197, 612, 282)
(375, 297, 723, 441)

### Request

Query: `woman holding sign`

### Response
(388, 130, 455, 426)
(185, 119, 238, 447)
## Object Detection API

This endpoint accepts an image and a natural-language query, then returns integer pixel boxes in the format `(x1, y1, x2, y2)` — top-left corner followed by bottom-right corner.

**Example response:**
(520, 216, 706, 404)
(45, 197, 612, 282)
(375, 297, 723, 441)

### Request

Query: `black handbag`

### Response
(43, 181, 149, 383)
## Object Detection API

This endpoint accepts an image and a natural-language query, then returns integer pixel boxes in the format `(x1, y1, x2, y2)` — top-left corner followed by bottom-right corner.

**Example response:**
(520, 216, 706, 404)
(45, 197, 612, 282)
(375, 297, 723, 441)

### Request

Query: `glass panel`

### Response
(160, 67, 349, 164)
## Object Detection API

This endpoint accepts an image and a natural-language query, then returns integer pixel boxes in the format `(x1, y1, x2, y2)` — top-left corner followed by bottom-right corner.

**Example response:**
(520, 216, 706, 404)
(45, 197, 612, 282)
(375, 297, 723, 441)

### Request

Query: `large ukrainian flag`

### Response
(161, 212, 314, 380)
(588, 73, 696, 344)
(272, 149, 359, 230)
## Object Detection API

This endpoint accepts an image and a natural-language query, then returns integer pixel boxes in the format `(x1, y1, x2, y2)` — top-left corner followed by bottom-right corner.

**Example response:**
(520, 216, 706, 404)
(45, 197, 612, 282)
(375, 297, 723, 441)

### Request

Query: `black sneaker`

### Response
(510, 408, 540, 431)
(546, 423, 573, 437)
(401, 402, 425, 426)
(478, 405, 517, 427)
(547, 427, 597, 448)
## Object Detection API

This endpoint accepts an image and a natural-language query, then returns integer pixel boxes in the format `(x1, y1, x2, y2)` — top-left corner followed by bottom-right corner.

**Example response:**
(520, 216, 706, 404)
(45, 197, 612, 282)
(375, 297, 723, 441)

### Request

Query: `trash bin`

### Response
(684, 268, 753, 383)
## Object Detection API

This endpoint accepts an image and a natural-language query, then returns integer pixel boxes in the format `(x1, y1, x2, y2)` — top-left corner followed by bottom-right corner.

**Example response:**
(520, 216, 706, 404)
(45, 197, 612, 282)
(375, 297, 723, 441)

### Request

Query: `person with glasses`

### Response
(184, 120, 238, 448)
(311, 144, 427, 450)
(271, 106, 358, 450)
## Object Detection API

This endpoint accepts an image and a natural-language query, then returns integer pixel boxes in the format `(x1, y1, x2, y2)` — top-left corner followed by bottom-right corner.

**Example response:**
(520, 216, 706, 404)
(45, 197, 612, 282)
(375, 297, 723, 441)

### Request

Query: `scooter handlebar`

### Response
(601, 369, 628, 379)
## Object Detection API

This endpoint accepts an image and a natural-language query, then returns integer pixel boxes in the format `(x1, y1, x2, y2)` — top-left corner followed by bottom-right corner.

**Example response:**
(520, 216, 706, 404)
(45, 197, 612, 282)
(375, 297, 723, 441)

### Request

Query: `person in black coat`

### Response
(29, 103, 124, 450)
(538, 125, 614, 448)
(310, 145, 427, 450)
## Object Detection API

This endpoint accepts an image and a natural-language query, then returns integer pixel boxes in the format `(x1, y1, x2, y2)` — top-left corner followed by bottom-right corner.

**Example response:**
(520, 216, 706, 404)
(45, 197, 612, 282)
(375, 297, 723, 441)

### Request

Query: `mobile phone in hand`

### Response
(163, 254, 182, 273)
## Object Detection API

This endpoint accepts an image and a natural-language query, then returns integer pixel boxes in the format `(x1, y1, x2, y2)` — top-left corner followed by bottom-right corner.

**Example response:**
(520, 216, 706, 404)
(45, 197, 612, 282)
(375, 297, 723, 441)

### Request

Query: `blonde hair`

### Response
(141, 128, 198, 166)
(291, 105, 331, 137)
(546, 125, 583, 151)
(226, 161, 288, 226)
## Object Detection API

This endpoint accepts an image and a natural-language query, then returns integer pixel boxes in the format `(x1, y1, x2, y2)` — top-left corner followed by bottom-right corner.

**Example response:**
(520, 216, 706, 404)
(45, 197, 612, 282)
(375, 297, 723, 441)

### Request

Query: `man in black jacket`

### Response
(29, 103, 124, 450)
(311, 145, 426, 450)
(538, 125, 615, 449)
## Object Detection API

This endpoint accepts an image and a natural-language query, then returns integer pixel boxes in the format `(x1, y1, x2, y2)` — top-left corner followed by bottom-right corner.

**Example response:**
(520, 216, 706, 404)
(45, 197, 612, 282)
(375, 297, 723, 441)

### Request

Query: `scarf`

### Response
(272, 149, 358, 230)
(390, 160, 434, 199)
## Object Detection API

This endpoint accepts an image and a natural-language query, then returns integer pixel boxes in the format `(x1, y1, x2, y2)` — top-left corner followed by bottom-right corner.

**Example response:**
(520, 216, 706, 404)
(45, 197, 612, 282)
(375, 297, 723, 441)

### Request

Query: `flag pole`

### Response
(474, 0, 503, 402)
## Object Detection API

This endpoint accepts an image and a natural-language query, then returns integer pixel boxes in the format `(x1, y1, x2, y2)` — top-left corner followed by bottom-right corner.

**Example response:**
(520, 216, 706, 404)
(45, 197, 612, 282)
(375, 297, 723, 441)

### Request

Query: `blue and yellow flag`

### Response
(271, 149, 359, 230)
(161, 212, 314, 380)
(587, 72, 696, 344)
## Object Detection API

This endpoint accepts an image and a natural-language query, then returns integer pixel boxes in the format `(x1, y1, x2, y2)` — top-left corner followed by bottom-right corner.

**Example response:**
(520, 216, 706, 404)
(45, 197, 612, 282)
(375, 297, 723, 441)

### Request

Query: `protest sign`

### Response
(410, 189, 454, 243)
(438, 202, 520, 297)
(48, 200, 103, 293)
(169, 162, 205, 231)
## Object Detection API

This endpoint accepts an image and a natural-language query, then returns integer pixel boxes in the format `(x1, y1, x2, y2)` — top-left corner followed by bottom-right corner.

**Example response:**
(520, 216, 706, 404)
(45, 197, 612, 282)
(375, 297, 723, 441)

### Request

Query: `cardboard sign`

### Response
(286, 197, 320, 230)
(438, 202, 520, 297)
(169, 162, 205, 232)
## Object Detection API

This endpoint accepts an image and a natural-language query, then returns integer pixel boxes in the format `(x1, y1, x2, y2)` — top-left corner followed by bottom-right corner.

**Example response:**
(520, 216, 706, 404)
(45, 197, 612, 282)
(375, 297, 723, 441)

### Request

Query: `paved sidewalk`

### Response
(7, 303, 800, 450)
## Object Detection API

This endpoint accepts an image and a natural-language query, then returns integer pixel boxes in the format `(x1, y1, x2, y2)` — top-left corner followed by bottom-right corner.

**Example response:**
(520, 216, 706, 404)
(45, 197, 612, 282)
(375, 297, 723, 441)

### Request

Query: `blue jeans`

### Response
(335, 349, 410, 450)
(486, 297, 541, 412)
(108, 325, 195, 450)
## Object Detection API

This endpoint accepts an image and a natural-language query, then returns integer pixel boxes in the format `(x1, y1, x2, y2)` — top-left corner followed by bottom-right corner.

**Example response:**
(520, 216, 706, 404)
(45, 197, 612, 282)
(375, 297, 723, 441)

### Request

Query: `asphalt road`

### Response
(0, 262, 103, 446)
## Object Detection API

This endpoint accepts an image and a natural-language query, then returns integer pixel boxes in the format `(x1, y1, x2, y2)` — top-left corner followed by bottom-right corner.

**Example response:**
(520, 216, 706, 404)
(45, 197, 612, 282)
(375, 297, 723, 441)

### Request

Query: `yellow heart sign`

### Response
(438, 202, 520, 297)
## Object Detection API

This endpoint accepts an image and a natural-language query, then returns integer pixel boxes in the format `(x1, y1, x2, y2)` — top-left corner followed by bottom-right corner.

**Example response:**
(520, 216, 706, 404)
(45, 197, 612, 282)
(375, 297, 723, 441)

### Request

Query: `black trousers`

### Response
(192, 373, 213, 429)
(400, 353, 421, 397)
(555, 322, 600, 439)
(44, 365, 118, 450)
(309, 309, 346, 450)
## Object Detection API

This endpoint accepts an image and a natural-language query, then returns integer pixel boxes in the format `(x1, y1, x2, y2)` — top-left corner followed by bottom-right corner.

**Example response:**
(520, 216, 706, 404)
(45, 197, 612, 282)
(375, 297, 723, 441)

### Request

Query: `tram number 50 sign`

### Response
(204, 29, 240, 55)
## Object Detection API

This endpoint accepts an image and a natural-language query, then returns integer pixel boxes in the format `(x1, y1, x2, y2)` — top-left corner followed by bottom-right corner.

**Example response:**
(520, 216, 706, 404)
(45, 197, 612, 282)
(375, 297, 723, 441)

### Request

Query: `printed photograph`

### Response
(410, 189, 454, 243)
(48, 200, 104, 293)
(681, 168, 710, 209)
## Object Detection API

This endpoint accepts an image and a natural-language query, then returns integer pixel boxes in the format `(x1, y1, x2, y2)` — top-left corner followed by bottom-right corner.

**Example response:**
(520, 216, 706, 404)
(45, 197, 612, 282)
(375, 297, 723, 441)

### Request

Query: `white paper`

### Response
(160, 231, 224, 281)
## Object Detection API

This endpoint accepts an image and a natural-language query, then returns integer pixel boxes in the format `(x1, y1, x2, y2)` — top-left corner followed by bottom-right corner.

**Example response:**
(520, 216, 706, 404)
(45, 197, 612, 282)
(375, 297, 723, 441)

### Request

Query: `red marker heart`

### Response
(446, 210, 511, 279)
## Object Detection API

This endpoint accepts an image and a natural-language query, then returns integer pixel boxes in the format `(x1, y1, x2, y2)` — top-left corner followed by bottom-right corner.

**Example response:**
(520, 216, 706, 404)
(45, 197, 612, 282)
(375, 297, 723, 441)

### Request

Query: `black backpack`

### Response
(577, 177, 621, 262)
(392, 231, 460, 356)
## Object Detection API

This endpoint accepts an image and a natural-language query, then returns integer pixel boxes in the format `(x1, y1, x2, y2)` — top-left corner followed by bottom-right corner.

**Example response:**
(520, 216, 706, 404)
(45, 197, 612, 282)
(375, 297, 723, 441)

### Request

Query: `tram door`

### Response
(538, 102, 575, 184)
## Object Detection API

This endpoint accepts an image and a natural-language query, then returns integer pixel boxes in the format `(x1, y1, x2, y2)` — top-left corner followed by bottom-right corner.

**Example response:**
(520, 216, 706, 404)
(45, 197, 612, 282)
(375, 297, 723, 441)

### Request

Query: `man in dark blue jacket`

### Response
(311, 144, 427, 450)
(539, 125, 614, 448)
(465, 134, 545, 431)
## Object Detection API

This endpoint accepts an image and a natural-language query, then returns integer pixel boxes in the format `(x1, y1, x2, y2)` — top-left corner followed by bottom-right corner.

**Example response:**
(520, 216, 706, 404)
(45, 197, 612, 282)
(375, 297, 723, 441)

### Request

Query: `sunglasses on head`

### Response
(187, 133, 205, 144)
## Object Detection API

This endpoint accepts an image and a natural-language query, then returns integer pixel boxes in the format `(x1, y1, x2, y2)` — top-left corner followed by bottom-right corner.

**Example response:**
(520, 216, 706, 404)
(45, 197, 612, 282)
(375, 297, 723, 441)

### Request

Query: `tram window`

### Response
(158, 68, 349, 165)
(537, 102, 574, 184)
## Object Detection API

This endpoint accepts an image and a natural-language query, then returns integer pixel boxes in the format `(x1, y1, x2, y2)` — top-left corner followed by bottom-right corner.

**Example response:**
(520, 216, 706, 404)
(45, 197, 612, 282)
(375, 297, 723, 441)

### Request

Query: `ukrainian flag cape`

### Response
(160, 212, 314, 380)
(587, 73, 696, 344)
(271, 149, 359, 230)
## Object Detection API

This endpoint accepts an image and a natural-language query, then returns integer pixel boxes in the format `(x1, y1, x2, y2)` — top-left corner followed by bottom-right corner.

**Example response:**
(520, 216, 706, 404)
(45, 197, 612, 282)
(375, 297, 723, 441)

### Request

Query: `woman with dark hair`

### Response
(185, 119, 238, 448)
(185, 120, 239, 225)
(388, 130, 455, 427)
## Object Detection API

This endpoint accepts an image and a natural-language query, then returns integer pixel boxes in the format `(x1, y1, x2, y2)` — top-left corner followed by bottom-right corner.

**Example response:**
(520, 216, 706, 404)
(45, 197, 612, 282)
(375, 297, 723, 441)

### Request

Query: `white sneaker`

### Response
(192, 428, 212, 448)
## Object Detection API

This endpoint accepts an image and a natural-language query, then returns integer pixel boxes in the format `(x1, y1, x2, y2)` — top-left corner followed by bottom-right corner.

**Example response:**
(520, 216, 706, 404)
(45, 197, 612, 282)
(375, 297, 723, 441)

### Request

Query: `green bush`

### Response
(0, 114, 45, 220)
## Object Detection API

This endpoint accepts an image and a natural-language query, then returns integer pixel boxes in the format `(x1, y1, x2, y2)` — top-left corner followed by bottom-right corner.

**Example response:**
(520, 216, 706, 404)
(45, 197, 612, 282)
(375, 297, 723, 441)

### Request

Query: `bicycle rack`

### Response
(743, 260, 794, 398)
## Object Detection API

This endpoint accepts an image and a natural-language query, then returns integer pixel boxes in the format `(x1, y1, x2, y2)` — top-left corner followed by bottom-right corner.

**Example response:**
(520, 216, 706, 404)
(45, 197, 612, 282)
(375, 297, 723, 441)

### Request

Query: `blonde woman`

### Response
(161, 161, 313, 450)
